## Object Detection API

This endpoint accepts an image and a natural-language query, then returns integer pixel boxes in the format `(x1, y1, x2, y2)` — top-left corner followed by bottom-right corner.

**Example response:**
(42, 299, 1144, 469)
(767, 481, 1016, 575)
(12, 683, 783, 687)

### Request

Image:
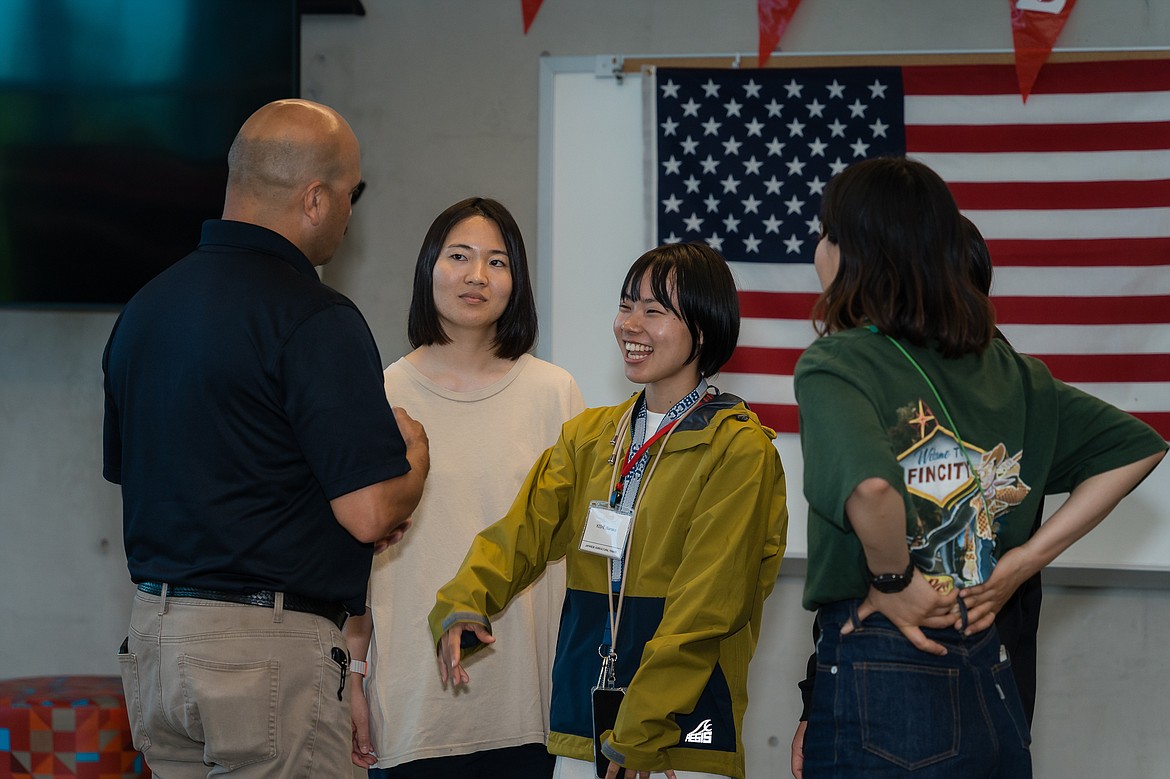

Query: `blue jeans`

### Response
(803, 600, 1032, 778)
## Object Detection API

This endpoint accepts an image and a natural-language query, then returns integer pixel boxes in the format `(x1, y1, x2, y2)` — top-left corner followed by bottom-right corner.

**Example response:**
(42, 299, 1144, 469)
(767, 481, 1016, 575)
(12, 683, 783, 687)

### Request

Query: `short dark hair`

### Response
(407, 197, 537, 359)
(620, 242, 740, 378)
(962, 215, 993, 296)
(813, 157, 994, 357)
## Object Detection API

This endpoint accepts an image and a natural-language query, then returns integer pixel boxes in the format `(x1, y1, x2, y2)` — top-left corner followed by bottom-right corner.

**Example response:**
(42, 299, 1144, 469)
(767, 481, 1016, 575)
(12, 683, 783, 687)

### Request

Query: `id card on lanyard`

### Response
(581, 501, 634, 559)
(578, 403, 685, 560)
(581, 382, 711, 777)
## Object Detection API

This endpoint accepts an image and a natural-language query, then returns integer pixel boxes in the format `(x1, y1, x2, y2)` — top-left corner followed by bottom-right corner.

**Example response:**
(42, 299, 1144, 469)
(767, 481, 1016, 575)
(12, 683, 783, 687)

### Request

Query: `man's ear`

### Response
(302, 180, 326, 226)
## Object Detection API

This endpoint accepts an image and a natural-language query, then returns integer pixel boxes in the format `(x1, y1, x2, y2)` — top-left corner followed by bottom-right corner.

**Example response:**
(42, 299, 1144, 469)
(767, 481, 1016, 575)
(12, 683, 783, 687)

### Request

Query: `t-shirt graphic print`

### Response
(892, 400, 1031, 593)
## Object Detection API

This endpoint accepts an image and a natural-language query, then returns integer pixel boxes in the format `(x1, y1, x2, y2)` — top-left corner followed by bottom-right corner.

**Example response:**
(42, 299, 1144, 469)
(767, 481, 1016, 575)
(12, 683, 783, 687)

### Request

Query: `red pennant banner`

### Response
(1010, 0, 1077, 101)
(522, 0, 544, 34)
(757, 0, 803, 68)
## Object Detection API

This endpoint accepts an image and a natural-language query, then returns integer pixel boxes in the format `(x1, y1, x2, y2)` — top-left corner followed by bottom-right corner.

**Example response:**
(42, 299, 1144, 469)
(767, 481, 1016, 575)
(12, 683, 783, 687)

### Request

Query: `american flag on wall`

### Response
(649, 59, 1170, 439)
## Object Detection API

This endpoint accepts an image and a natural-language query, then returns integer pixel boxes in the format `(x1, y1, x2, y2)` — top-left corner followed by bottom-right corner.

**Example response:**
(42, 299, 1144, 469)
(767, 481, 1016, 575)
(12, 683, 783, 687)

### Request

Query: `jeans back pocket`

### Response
(856, 661, 960, 770)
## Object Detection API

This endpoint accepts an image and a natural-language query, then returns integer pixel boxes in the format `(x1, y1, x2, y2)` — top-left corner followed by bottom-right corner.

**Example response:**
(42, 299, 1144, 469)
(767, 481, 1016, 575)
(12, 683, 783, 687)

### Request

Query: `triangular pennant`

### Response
(757, 0, 803, 68)
(1010, 0, 1077, 101)
(522, 0, 544, 34)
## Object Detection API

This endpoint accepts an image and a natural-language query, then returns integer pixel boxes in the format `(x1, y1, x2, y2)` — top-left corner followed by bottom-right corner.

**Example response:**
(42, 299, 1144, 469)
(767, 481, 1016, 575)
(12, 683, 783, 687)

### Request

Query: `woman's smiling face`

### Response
(613, 274, 700, 413)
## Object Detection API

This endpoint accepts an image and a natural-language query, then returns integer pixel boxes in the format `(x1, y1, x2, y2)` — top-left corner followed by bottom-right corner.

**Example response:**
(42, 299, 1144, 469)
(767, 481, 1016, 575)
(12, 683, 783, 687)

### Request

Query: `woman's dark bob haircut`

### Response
(407, 197, 537, 360)
(814, 157, 995, 357)
(620, 242, 740, 379)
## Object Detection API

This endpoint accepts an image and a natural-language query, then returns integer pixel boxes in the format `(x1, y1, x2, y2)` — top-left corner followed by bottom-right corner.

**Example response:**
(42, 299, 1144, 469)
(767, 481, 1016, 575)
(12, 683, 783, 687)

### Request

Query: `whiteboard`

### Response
(536, 56, 1168, 577)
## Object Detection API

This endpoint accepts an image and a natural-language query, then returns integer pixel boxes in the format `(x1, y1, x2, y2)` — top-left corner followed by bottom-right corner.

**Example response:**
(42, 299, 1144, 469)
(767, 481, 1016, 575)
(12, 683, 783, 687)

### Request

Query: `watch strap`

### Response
(868, 559, 915, 590)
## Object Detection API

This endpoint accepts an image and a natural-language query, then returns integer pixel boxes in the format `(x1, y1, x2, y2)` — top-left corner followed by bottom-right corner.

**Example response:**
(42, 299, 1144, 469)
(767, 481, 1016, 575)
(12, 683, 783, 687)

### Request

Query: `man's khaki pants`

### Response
(118, 587, 351, 777)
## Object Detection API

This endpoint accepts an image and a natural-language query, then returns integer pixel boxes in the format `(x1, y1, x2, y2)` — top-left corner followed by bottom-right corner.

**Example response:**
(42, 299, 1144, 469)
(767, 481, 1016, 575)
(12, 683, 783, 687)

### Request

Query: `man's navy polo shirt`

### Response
(103, 219, 408, 614)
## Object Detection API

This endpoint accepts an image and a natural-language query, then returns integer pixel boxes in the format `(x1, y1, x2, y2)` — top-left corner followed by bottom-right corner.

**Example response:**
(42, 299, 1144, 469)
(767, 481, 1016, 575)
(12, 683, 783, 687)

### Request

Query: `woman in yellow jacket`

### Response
(429, 243, 787, 779)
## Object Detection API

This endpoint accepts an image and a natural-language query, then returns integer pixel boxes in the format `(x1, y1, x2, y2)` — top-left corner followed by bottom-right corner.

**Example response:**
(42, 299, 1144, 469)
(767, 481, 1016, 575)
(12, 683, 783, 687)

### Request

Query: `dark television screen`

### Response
(0, 0, 299, 307)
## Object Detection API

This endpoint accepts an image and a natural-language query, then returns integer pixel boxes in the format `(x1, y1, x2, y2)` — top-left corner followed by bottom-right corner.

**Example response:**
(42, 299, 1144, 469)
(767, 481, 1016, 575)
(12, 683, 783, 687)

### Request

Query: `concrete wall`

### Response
(1, 2, 1167, 777)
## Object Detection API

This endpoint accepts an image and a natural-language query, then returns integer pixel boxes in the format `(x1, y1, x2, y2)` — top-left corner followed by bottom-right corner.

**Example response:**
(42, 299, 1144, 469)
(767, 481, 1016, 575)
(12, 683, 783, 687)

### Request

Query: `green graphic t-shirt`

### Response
(795, 327, 1166, 610)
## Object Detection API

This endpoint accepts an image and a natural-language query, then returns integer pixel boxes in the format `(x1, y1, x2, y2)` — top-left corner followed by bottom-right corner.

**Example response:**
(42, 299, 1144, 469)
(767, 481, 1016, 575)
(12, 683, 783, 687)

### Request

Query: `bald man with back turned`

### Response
(103, 99, 429, 777)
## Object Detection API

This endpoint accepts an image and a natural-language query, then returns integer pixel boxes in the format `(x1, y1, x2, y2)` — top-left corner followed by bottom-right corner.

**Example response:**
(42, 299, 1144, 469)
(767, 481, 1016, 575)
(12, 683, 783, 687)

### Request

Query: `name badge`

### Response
(580, 501, 633, 559)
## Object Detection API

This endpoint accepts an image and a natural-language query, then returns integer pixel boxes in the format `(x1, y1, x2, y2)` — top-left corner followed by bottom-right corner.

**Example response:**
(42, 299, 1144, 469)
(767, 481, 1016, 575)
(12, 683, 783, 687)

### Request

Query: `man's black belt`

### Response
(137, 582, 347, 629)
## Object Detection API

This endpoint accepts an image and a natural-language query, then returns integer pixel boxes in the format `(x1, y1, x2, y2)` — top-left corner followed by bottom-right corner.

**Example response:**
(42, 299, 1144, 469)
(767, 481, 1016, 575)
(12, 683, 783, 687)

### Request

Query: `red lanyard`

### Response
(611, 395, 709, 504)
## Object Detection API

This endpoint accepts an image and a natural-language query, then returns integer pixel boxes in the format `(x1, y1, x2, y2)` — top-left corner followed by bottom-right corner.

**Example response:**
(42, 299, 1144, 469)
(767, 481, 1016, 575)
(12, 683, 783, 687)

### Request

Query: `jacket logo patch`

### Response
(684, 718, 713, 744)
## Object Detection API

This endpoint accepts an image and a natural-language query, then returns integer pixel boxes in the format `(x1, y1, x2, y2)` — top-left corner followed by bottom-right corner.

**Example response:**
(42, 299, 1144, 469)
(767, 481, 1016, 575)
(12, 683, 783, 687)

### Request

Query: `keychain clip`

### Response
(596, 647, 619, 690)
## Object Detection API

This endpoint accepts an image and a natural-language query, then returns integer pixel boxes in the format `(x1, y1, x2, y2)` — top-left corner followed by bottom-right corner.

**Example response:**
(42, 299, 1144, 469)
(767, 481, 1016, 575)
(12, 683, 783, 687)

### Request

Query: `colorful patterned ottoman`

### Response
(0, 676, 149, 778)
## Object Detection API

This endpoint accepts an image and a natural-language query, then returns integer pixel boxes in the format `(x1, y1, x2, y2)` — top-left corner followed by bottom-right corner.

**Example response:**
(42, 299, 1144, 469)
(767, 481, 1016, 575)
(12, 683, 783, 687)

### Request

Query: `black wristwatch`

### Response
(869, 560, 915, 593)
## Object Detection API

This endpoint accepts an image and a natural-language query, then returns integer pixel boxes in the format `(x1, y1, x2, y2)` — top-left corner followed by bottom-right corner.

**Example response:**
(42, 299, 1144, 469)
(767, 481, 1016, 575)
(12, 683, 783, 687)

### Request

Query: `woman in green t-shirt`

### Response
(794, 157, 1165, 778)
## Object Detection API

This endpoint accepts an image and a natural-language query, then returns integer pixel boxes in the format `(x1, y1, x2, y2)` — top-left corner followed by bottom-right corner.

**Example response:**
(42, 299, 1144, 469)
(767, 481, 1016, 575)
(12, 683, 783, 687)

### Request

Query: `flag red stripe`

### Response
(984, 237, 1170, 267)
(1130, 412, 1170, 440)
(739, 291, 1170, 327)
(948, 180, 1170, 211)
(993, 295, 1170, 325)
(903, 61, 1170, 96)
(725, 346, 805, 375)
(1030, 353, 1170, 383)
(742, 401, 1169, 440)
(728, 350, 1170, 384)
(726, 348, 1170, 384)
(746, 402, 800, 435)
(744, 398, 1170, 440)
(738, 290, 819, 319)
(907, 123, 1170, 154)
